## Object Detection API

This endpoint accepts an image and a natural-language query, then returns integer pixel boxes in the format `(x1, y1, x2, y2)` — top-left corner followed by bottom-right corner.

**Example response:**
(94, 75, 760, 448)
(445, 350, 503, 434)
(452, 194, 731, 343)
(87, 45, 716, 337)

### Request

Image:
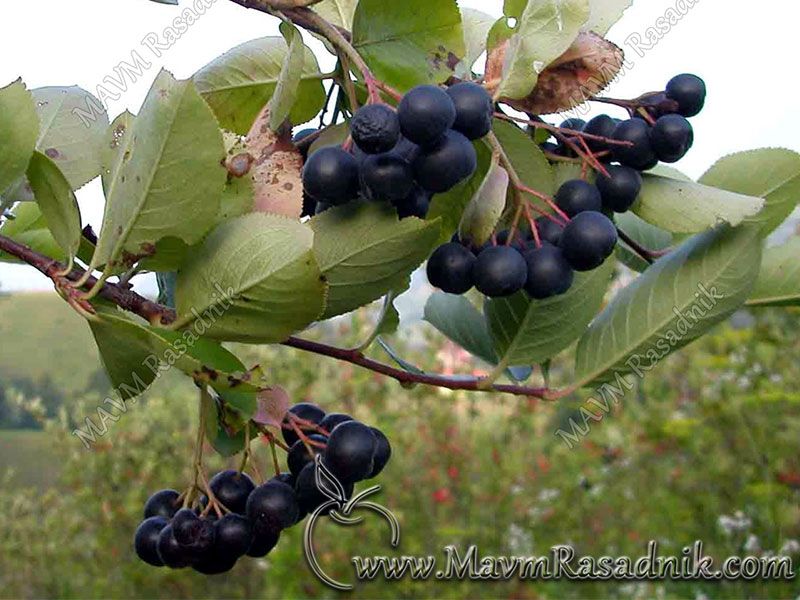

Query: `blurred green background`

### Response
(0, 291, 799, 599)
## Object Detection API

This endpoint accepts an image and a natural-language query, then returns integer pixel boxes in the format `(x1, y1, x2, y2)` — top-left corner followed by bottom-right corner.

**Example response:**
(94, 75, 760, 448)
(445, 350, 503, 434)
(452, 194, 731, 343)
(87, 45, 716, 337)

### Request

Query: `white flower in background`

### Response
(537, 488, 560, 503)
(743, 534, 761, 554)
(779, 539, 800, 556)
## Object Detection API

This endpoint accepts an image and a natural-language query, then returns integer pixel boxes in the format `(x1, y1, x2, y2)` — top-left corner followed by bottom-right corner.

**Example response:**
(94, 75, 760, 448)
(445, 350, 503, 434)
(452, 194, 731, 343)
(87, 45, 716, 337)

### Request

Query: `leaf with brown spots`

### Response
(229, 103, 304, 219)
(488, 31, 624, 115)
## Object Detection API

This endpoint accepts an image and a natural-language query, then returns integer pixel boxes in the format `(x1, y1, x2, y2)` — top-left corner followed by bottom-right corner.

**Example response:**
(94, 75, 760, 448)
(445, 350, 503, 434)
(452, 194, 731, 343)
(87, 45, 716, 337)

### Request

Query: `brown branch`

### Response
(616, 227, 672, 265)
(0, 233, 552, 399)
(0, 234, 173, 326)
(282, 337, 551, 398)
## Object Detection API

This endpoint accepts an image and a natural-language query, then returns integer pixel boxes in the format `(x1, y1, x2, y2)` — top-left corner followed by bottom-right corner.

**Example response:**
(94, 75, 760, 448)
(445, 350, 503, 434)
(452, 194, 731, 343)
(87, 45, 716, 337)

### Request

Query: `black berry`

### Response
(134, 516, 169, 567)
(324, 421, 377, 483)
(215, 513, 253, 559)
(246, 480, 300, 533)
(157, 524, 194, 569)
(319, 413, 354, 432)
(361, 153, 414, 201)
(523, 245, 574, 300)
(555, 180, 603, 217)
(143, 489, 181, 520)
(473, 245, 528, 298)
(413, 130, 477, 193)
(287, 434, 327, 477)
(351, 104, 401, 154)
(208, 470, 255, 515)
(596, 166, 642, 213)
(282, 402, 326, 446)
(368, 427, 392, 478)
(395, 186, 431, 219)
(247, 523, 280, 558)
(397, 85, 456, 147)
(270, 472, 296, 487)
(559, 211, 618, 271)
(560, 118, 586, 131)
(302, 146, 360, 205)
(426, 242, 476, 295)
(650, 114, 693, 163)
(665, 74, 706, 118)
(583, 114, 616, 152)
(172, 508, 215, 554)
(495, 230, 528, 253)
(295, 463, 354, 515)
(612, 119, 658, 170)
(535, 217, 564, 246)
(446, 82, 493, 140)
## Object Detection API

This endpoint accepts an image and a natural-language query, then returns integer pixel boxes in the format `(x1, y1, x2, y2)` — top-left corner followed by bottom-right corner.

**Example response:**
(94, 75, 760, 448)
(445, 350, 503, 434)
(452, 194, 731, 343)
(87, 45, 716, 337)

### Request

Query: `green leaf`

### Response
(747, 238, 800, 307)
(427, 140, 492, 244)
(100, 111, 135, 197)
(314, 0, 359, 30)
(585, 0, 632, 35)
(492, 119, 555, 195)
(194, 37, 326, 134)
(486, 258, 614, 366)
(358, 289, 404, 350)
(88, 306, 245, 401)
(269, 22, 306, 130)
(698, 148, 800, 236)
(32, 86, 109, 190)
(91, 70, 226, 273)
(497, 0, 590, 100)
(352, 0, 465, 91)
(0, 202, 65, 263)
(310, 202, 440, 319)
(26, 151, 82, 258)
(424, 292, 498, 365)
(308, 122, 350, 154)
(456, 8, 497, 78)
(573, 225, 763, 387)
(615, 211, 673, 273)
(201, 391, 247, 457)
(0, 79, 39, 196)
(633, 174, 764, 234)
(174, 213, 326, 343)
(458, 160, 509, 247)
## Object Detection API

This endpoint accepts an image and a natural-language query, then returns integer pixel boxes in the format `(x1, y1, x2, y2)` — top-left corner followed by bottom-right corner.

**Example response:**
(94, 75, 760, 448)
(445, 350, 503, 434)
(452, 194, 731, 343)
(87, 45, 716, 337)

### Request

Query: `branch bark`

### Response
(0, 233, 552, 399)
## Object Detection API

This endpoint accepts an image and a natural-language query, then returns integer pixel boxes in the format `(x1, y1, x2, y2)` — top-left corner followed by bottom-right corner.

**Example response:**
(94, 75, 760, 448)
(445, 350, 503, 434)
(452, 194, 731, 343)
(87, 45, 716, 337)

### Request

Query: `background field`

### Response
(0, 292, 799, 599)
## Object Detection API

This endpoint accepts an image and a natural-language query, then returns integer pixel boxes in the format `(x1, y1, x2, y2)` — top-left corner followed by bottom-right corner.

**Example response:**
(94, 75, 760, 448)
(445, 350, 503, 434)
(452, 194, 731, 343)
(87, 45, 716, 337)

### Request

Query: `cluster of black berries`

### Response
(300, 82, 493, 219)
(545, 73, 706, 170)
(422, 73, 706, 301)
(133, 403, 391, 575)
(427, 200, 618, 301)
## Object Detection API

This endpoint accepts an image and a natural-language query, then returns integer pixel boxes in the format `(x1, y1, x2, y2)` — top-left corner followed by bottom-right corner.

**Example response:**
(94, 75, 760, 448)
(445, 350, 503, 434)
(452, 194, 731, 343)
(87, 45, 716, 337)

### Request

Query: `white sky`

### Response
(1, 0, 798, 293)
